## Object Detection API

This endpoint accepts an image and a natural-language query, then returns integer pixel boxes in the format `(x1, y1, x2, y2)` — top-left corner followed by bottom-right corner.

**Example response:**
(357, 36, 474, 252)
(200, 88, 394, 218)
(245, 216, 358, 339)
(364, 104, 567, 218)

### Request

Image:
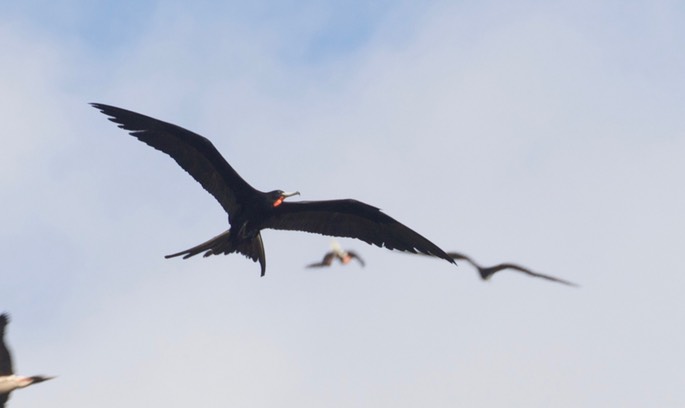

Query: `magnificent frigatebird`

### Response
(0, 314, 54, 408)
(307, 241, 365, 268)
(92, 103, 455, 276)
(446, 252, 578, 286)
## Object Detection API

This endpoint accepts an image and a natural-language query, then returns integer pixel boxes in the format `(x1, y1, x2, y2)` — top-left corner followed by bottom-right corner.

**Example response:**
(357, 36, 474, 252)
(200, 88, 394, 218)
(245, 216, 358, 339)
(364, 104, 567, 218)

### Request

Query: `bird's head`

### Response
(269, 190, 300, 207)
(330, 241, 344, 255)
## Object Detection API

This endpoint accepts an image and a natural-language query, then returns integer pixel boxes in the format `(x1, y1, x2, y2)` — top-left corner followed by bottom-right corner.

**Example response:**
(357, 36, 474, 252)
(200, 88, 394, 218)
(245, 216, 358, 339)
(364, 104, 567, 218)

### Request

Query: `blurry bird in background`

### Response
(0, 314, 55, 408)
(445, 252, 578, 287)
(307, 241, 365, 268)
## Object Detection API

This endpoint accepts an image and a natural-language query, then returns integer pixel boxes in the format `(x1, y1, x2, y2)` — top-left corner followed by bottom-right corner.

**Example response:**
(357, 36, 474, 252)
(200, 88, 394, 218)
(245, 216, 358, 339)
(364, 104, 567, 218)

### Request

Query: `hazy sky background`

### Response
(1, 1, 684, 406)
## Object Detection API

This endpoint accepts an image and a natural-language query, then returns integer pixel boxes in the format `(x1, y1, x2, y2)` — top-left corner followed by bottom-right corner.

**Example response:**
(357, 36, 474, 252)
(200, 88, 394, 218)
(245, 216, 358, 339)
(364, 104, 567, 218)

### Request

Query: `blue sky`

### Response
(1, 1, 684, 407)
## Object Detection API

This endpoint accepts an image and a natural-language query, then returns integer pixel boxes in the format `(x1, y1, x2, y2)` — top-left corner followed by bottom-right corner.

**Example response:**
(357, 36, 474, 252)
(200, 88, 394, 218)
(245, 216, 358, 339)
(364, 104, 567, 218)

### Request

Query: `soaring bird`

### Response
(0, 314, 54, 408)
(92, 103, 455, 276)
(307, 241, 365, 268)
(446, 252, 578, 286)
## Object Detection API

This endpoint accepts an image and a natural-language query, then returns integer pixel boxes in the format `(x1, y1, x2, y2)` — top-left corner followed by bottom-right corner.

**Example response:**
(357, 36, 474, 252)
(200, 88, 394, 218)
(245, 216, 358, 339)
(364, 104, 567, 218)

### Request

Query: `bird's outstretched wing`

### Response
(267, 200, 455, 264)
(481, 263, 578, 287)
(445, 252, 478, 267)
(346, 250, 365, 267)
(446, 252, 578, 287)
(0, 313, 14, 376)
(306, 251, 336, 268)
(91, 103, 257, 219)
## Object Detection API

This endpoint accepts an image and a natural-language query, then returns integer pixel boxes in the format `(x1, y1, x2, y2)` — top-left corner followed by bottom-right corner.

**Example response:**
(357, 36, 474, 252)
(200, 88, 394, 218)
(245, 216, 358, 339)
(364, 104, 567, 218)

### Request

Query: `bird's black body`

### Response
(0, 314, 8, 408)
(446, 252, 577, 286)
(92, 103, 455, 275)
(0, 314, 12, 378)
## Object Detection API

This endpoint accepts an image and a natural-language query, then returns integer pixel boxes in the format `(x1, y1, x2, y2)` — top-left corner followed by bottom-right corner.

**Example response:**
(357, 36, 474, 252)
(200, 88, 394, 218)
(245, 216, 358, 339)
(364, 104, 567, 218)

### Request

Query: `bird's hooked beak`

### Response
(29, 375, 56, 384)
(273, 191, 300, 207)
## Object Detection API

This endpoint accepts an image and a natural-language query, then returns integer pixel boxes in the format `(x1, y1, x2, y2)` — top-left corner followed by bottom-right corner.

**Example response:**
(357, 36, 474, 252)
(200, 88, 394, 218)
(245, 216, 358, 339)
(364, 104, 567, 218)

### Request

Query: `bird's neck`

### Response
(0, 375, 33, 393)
(3, 375, 35, 388)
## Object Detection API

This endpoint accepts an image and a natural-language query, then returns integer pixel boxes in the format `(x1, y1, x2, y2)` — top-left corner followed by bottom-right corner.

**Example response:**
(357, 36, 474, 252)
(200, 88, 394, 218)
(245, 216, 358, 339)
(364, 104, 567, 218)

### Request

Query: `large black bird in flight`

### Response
(446, 252, 578, 287)
(92, 103, 455, 276)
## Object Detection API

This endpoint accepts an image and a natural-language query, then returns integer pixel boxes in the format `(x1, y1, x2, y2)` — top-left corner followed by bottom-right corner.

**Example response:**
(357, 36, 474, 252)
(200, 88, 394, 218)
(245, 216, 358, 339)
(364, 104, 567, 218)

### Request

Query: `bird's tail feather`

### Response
(165, 229, 232, 259)
(306, 262, 326, 268)
(165, 230, 267, 276)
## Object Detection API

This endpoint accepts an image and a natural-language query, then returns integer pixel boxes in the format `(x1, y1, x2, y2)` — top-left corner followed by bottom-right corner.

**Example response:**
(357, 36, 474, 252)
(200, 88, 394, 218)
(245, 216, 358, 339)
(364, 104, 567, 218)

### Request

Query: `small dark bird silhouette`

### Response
(446, 252, 578, 287)
(0, 314, 55, 408)
(307, 242, 365, 268)
(92, 103, 455, 276)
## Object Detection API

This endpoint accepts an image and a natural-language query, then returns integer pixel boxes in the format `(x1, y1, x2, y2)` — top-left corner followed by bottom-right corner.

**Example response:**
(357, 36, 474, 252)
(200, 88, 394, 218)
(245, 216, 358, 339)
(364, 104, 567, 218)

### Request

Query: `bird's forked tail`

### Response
(165, 230, 267, 276)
